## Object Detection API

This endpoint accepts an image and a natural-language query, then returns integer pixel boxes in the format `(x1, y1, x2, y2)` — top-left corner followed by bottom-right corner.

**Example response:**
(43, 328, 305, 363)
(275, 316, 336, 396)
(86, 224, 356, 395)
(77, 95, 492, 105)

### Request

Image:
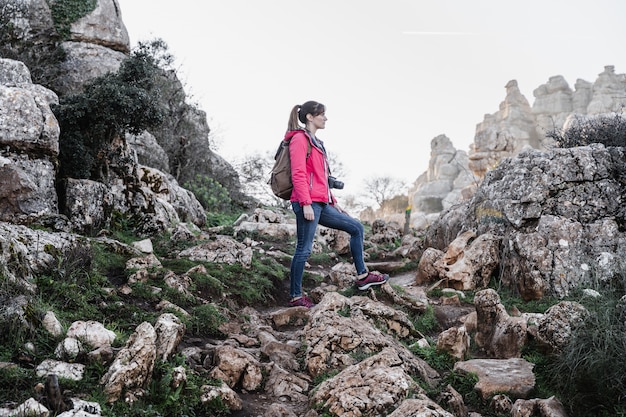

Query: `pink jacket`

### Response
(284, 129, 336, 206)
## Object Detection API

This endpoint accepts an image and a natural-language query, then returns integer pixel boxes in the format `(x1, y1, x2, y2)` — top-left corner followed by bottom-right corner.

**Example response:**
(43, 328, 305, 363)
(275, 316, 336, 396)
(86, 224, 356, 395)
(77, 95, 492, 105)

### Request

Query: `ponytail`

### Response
(287, 104, 301, 131)
(286, 100, 325, 132)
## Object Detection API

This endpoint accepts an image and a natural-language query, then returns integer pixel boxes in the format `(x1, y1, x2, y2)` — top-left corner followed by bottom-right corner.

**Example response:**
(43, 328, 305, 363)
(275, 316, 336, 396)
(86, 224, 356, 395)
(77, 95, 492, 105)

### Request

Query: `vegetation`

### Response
(544, 288, 626, 416)
(53, 40, 166, 180)
(0, 0, 67, 89)
(183, 174, 232, 213)
(49, 0, 97, 40)
(548, 111, 626, 148)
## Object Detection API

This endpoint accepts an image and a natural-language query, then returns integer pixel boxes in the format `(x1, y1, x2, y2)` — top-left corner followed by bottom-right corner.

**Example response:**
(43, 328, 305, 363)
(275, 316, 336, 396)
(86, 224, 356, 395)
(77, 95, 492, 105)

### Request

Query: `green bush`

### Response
(548, 112, 626, 148)
(184, 174, 232, 213)
(53, 40, 167, 180)
(546, 290, 626, 416)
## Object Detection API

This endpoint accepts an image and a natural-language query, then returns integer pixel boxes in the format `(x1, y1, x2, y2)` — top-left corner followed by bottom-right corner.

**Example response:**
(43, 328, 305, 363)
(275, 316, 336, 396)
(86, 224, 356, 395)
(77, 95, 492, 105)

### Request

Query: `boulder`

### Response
(473, 289, 527, 359)
(426, 144, 626, 299)
(454, 358, 535, 400)
(100, 321, 157, 403)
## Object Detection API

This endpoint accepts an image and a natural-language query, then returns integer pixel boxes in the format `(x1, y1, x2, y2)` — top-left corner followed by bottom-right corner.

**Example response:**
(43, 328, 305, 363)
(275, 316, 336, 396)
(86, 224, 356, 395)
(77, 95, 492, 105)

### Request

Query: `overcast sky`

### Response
(116, 0, 626, 199)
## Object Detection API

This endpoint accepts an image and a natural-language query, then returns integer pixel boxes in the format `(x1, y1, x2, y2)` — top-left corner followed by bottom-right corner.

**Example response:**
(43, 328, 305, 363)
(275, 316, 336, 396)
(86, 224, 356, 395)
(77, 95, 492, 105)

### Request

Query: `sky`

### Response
(116, 0, 626, 199)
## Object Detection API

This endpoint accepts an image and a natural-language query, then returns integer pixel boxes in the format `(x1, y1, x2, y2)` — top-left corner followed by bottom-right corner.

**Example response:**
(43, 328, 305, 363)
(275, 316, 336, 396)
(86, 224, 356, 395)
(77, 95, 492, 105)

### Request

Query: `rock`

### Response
(154, 313, 185, 361)
(473, 289, 527, 358)
(63, 178, 112, 233)
(4, 398, 49, 417)
(304, 292, 439, 386)
(66, 320, 116, 349)
(69, 0, 129, 52)
(100, 321, 157, 403)
(409, 135, 475, 228)
(387, 396, 456, 417)
(178, 235, 253, 268)
(265, 364, 309, 403)
(454, 358, 535, 400)
(310, 347, 423, 417)
(36, 359, 85, 381)
(127, 131, 169, 173)
(426, 144, 626, 300)
(436, 326, 470, 361)
(208, 345, 263, 391)
(535, 301, 588, 352)
(432, 231, 501, 290)
(0, 59, 59, 155)
(200, 382, 243, 411)
(42, 311, 64, 337)
(511, 396, 568, 417)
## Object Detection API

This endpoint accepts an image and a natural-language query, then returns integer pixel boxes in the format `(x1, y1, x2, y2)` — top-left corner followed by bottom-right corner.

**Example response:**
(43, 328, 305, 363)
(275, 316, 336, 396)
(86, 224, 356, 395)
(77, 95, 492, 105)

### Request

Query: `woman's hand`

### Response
(303, 204, 314, 221)
(334, 204, 346, 214)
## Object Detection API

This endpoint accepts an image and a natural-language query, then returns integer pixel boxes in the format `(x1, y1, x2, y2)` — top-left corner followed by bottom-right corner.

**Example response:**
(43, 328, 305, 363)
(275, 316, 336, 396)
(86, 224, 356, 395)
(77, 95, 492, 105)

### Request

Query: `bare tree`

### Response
(363, 175, 406, 206)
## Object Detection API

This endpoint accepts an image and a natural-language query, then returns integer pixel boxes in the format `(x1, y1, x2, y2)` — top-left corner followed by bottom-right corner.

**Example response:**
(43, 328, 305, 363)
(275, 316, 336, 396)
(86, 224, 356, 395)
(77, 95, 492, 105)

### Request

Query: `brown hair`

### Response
(287, 101, 325, 131)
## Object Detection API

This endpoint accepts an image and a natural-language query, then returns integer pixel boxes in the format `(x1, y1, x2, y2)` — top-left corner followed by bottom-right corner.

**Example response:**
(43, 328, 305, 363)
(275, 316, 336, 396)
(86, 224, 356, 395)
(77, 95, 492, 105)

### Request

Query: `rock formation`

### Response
(424, 143, 626, 300)
(409, 65, 626, 230)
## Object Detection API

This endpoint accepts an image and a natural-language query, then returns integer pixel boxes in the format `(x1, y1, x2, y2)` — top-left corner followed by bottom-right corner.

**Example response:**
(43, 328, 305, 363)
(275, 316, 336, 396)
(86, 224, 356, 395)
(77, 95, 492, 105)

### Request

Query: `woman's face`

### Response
(308, 112, 327, 130)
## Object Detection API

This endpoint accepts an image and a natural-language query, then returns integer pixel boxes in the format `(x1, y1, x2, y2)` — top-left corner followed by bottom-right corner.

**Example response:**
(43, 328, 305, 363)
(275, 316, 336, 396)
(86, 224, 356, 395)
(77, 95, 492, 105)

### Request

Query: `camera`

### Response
(328, 175, 344, 190)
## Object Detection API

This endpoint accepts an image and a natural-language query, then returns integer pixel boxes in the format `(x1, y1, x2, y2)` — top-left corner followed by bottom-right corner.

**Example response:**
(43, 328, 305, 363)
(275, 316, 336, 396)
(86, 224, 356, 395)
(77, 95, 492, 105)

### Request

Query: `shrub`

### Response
(546, 290, 626, 416)
(548, 112, 626, 148)
(183, 174, 232, 213)
(53, 40, 167, 180)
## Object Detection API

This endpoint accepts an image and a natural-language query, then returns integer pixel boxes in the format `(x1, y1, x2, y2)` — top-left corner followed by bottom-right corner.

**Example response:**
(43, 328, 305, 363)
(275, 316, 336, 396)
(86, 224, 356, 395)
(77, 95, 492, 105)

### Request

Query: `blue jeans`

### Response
(290, 202, 366, 298)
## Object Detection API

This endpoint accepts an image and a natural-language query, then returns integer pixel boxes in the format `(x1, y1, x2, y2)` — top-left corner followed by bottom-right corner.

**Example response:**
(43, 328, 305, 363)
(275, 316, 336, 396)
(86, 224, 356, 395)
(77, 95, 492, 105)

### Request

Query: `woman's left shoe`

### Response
(288, 295, 315, 308)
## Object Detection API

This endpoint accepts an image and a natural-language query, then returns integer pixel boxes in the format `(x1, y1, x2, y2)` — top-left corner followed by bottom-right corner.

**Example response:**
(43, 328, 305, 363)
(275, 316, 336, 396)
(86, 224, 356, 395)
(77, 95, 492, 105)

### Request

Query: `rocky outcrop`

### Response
(57, 0, 130, 95)
(425, 143, 626, 300)
(1, 54, 206, 233)
(408, 135, 476, 230)
(410, 65, 626, 231)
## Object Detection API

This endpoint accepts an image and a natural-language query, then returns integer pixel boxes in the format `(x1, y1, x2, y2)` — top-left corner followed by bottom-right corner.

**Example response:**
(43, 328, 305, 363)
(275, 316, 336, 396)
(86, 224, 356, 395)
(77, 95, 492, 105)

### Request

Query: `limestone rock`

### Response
(200, 382, 243, 411)
(433, 231, 501, 291)
(454, 358, 535, 400)
(473, 289, 527, 358)
(0, 222, 77, 284)
(154, 313, 185, 361)
(127, 131, 170, 173)
(387, 396, 456, 417)
(304, 292, 439, 386)
(42, 311, 64, 337)
(586, 65, 626, 114)
(436, 326, 470, 361)
(310, 347, 422, 417)
(409, 135, 475, 226)
(408, 65, 626, 230)
(36, 359, 85, 381)
(69, 0, 129, 52)
(426, 144, 626, 299)
(512, 396, 568, 417)
(0, 59, 60, 148)
(208, 345, 263, 391)
(100, 321, 157, 403)
(63, 178, 112, 233)
(535, 301, 588, 352)
(178, 235, 253, 267)
(66, 320, 116, 349)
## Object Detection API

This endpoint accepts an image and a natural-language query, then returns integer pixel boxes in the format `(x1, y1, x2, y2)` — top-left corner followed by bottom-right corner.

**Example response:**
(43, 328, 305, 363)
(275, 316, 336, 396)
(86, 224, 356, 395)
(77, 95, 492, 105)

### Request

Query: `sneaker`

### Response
(356, 272, 389, 290)
(288, 296, 315, 308)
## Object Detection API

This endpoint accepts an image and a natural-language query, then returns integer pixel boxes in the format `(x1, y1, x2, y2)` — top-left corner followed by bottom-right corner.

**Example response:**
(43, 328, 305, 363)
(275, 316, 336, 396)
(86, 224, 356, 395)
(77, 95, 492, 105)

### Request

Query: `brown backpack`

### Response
(268, 137, 311, 200)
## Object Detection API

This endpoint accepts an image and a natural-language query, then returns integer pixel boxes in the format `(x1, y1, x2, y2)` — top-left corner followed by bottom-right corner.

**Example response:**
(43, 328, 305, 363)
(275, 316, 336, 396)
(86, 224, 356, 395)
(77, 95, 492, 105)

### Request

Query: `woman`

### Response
(286, 100, 388, 308)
